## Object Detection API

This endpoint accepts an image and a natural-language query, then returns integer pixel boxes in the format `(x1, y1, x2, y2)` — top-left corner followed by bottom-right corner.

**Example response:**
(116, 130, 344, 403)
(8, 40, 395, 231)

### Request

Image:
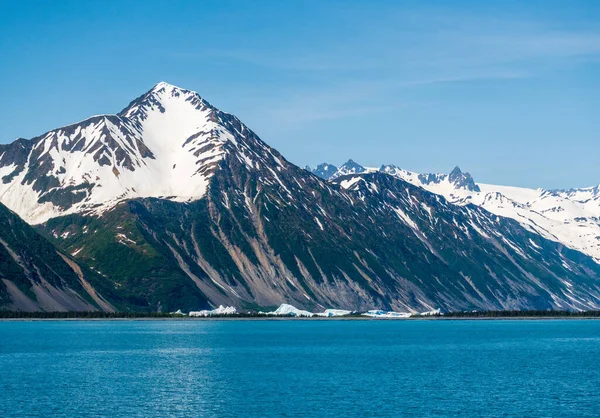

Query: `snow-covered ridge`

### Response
(329, 160, 600, 262)
(0, 82, 258, 224)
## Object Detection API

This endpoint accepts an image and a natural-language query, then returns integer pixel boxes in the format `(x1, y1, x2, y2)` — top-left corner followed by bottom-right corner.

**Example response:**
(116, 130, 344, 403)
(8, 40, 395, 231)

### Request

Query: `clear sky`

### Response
(1, 0, 598, 189)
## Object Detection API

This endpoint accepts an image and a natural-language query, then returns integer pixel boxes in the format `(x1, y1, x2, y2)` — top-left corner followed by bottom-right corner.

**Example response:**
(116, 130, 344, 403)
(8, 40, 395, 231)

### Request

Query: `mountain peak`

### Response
(119, 82, 213, 124)
(449, 166, 462, 180)
(147, 81, 204, 100)
(448, 166, 480, 192)
(152, 81, 182, 91)
(0, 82, 244, 223)
(340, 159, 364, 170)
(343, 159, 360, 166)
(330, 159, 366, 180)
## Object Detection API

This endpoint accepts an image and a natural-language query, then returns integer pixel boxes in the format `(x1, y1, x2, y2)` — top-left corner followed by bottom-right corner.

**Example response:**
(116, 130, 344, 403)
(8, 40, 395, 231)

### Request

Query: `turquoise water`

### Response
(1, 320, 599, 417)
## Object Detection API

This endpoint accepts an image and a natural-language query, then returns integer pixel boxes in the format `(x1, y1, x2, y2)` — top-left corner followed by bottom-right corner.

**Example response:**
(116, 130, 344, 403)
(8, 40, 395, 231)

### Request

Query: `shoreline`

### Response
(2, 316, 600, 322)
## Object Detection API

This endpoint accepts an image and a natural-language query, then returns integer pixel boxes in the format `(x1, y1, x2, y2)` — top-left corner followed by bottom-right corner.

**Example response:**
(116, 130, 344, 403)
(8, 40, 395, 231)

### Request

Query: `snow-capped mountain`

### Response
(3, 82, 600, 313)
(0, 82, 276, 224)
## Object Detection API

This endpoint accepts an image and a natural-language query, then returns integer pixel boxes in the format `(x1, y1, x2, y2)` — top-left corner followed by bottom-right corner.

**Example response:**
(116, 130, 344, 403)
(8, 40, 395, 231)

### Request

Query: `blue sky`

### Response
(1, 0, 598, 188)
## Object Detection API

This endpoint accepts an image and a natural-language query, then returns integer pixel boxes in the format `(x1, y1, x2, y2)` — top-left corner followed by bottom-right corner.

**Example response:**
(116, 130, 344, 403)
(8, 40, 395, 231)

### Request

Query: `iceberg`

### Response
(189, 305, 237, 317)
(362, 310, 412, 319)
(260, 304, 314, 317)
(169, 309, 187, 315)
(315, 309, 352, 317)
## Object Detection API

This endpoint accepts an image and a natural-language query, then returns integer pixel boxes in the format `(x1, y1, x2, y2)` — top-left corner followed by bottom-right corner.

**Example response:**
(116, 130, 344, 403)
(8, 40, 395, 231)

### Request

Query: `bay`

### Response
(1, 319, 599, 417)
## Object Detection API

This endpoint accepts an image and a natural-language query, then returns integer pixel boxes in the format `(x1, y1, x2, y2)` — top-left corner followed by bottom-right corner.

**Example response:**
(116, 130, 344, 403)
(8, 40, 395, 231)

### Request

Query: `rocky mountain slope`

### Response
(0, 202, 116, 311)
(2, 83, 600, 312)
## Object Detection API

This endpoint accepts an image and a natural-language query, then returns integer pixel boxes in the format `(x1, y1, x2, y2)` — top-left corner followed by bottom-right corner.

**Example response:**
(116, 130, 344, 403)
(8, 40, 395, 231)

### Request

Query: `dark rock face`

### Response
(417, 172, 444, 186)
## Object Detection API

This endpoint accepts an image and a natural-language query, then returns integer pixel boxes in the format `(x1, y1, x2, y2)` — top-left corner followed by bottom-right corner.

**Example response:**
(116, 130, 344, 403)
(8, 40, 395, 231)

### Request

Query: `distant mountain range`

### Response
(1, 82, 599, 312)
(308, 161, 600, 262)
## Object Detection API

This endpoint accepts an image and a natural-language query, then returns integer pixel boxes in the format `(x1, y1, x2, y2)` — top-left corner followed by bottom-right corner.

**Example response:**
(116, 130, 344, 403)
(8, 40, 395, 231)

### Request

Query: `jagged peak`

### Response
(448, 166, 480, 192)
(329, 159, 366, 180)
(380, 164, 405, 173)
(343, 159, 360, 166)
(308, 162, 339, 180)
(449, 166, 462, 179)
(338, 159, 365, 172)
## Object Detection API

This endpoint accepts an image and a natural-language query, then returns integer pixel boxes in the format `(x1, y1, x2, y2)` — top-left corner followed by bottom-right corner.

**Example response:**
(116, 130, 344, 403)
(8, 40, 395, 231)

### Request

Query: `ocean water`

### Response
(1, 320, 599, 417)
